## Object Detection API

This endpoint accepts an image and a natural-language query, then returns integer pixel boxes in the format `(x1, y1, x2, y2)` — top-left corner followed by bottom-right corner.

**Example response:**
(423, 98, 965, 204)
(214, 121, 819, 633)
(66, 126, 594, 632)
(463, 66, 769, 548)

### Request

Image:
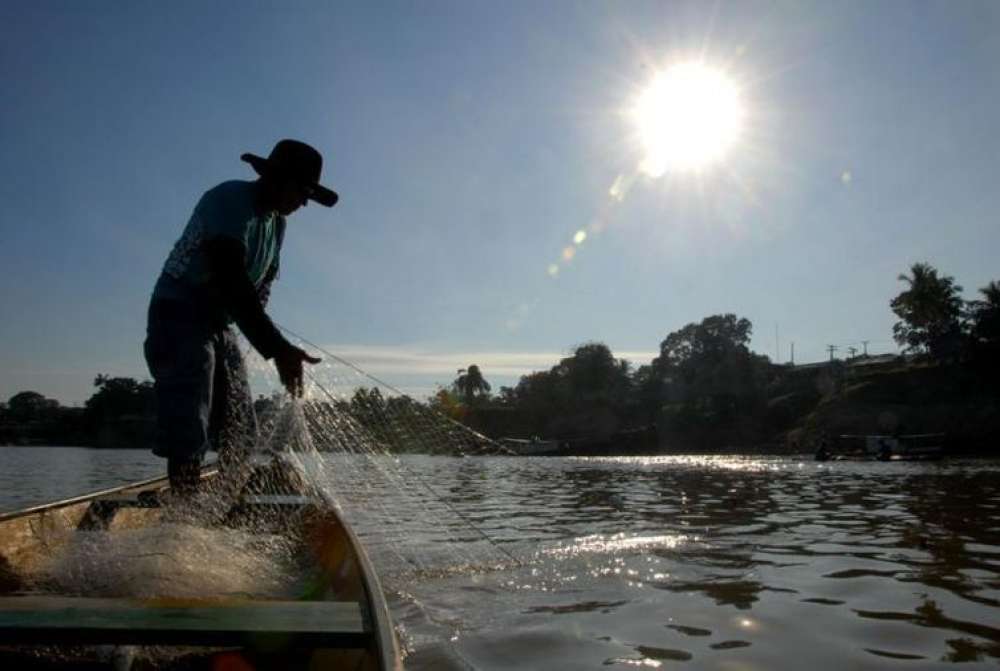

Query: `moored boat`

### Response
(0, 459, 402, 670)
(816, 433, 946, 462)
(499, 436, 562, 455)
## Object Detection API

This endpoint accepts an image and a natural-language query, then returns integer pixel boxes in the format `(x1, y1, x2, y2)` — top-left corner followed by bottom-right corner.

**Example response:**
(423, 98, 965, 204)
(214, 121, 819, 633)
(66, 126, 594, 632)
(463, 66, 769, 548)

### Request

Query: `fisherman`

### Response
(145, 139, 336, 494)
(814, 436, 830, 462)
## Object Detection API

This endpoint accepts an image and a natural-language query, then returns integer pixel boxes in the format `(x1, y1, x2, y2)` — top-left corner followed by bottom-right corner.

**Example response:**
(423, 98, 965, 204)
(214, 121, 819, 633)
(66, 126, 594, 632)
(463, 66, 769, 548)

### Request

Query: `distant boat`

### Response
(816, 433, 945, 462)
(499, 436, 562, 455)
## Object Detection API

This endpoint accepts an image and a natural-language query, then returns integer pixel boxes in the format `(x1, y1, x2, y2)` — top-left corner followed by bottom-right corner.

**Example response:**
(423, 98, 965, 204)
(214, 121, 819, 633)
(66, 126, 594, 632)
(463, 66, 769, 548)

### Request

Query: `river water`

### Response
(2, 448, 999, 669)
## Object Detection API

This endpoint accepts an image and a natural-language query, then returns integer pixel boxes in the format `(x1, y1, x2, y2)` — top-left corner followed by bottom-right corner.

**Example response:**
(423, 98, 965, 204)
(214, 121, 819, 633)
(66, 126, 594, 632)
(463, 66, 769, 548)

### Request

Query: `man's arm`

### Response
(203, 237, 290, 359)
(203, 236, 320, 396)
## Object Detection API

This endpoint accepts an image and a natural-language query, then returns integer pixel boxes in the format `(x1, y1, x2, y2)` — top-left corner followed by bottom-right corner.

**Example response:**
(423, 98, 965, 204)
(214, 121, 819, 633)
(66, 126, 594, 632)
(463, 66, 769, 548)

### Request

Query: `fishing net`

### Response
(243, 332, 522, 580)
(0, 331, 524, 667)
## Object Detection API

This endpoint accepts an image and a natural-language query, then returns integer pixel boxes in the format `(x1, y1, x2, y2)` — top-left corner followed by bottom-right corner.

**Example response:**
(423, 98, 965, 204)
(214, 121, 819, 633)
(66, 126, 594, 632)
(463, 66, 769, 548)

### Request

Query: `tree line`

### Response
(0, 376, 155, 447)
(432, 261, 1000, 450)
(431, 315, 778, 450)
(3, 261, 997, 451)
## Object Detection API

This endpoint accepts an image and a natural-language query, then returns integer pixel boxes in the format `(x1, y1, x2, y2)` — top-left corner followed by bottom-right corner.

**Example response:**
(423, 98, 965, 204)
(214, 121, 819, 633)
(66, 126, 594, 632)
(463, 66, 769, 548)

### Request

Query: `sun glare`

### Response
(632, 62, 744, 176)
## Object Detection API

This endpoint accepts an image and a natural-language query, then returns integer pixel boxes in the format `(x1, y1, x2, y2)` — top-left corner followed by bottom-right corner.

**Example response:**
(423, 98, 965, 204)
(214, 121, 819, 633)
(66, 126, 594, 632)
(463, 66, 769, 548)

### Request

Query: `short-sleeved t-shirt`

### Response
(153, 180, 285, 308)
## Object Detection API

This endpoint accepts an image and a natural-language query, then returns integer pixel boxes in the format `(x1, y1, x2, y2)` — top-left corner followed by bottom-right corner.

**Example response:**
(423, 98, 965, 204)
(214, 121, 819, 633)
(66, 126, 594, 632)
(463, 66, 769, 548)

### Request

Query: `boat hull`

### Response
(0, 461, 402, 670)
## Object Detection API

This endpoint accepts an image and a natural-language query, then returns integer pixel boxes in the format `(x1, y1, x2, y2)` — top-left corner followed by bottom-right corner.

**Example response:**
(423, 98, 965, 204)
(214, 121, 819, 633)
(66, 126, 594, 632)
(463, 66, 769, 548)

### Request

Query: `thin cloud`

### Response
(309, 343, 659, 378)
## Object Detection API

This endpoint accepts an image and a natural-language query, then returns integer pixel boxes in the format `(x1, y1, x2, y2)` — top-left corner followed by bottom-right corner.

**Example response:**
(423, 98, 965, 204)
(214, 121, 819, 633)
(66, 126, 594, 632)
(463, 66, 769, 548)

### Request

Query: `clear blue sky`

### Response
(2, 1, 999, 406)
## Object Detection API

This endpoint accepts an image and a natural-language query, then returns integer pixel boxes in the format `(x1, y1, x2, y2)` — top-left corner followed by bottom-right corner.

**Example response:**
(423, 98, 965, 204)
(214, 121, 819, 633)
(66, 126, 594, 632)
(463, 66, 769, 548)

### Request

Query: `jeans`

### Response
(144, 300, 257, 463)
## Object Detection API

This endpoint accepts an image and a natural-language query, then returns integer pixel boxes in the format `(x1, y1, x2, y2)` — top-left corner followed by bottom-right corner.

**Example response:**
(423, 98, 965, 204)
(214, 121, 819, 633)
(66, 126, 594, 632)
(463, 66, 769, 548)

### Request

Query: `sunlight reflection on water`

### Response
(3, 450, 999, 669)
(541, 532, 696, 558)
(341, 455, 1000, 670)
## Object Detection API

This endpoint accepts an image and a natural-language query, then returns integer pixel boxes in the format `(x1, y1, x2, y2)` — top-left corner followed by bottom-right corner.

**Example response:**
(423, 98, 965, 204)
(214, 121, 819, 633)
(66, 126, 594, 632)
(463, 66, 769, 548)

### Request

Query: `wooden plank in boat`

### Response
(0, 596, 369, 648)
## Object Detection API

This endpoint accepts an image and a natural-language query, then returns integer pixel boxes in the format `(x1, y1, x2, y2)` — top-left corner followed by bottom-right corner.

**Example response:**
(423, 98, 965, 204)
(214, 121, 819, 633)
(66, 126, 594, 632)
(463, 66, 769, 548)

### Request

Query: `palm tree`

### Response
(890, 262, 964, 358)
(453, 365, 491, 403)
(973, 281, 1000, 312)
(969, 280, 1000, 350)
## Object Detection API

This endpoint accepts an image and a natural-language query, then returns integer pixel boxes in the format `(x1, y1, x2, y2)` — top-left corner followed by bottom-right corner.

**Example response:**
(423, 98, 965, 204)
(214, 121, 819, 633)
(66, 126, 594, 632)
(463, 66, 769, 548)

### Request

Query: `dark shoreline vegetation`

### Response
(3, 262, 998, 455)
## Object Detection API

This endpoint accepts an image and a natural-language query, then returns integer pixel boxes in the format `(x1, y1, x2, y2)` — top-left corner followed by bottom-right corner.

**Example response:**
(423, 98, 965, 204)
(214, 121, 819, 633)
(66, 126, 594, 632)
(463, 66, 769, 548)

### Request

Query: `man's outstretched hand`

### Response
(275, 345, 322, 397)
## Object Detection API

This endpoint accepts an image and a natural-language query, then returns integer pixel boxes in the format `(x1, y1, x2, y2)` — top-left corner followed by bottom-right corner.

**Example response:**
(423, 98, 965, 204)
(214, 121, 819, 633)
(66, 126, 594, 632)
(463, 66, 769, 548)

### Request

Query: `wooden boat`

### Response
(816, 433, 946, 462)
(499, 437, 562, 456)
(0, 458, 402, 670)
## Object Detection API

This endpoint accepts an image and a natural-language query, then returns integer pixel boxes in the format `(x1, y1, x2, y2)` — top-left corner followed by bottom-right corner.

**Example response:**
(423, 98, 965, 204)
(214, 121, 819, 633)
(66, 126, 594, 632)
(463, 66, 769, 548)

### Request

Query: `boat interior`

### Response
(0, 460, 399, 670)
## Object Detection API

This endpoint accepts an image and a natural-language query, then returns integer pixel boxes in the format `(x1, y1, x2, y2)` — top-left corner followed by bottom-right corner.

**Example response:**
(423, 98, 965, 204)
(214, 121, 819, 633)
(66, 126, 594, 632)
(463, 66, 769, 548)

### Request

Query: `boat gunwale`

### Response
(314, 490, 402, 670)
(0, 472, 175, 523)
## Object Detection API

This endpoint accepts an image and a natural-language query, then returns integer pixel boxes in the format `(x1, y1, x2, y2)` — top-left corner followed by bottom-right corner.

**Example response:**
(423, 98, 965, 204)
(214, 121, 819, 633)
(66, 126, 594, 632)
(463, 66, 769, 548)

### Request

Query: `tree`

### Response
(347, 386, 402, 448)
(429, 387, 466, 421)
(496, 386, 518, 406)
(968, 280, 1000, 359)
(452, 364, 491, 403)
(507, 369, 565, 430)
(7, 391, 59, 422)
(890, 262, 964, 359)
(557, 343, 631, 403)
(631, 364, 662, 423)
(83, 376, 155, 431)
(651, 314, 769, 431)
(349, 387, 386, 422)
(496, 342, 635, 439)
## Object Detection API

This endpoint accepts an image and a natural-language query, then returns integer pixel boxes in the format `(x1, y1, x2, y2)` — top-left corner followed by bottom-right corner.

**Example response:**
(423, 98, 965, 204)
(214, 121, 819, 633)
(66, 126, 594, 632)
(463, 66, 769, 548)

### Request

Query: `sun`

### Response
(632, 62, 744, 176)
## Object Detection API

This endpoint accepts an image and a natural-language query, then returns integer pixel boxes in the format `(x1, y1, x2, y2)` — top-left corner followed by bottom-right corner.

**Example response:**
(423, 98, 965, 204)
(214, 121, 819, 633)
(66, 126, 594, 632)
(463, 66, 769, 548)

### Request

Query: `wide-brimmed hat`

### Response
(241, 139, 338, 207)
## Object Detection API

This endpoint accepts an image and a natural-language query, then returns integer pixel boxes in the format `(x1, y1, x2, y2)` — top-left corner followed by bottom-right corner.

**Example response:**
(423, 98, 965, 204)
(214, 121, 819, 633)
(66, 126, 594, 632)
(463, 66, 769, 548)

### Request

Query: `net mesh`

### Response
(2, 334, 522, 666)
(246, 339, 521, 579)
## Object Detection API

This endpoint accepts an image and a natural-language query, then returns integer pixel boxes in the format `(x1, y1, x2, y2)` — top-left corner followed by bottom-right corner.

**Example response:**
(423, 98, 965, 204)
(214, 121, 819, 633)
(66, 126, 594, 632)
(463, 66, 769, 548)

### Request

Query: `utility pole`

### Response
(790, 342, 795, 366)
(861, 340, 870, 356)
(847, 346, 858, 358)
(827, 344, 838, 361)
(775, 323, 780, 364)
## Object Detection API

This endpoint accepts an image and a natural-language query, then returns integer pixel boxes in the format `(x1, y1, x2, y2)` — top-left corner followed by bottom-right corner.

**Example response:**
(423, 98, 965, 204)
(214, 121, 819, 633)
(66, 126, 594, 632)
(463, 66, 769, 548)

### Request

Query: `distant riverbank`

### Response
(779, 360, 1000, 456)
(3, 359, 996, 457)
